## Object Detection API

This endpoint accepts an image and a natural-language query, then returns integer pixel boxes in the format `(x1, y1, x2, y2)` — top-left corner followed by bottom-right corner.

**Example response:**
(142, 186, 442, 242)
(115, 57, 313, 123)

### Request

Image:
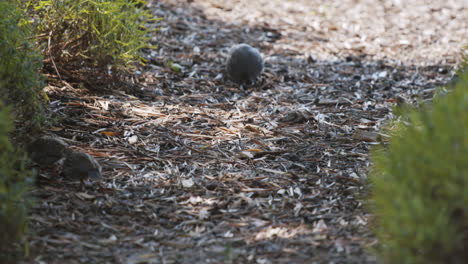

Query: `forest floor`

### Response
(23, 0, 466, 263)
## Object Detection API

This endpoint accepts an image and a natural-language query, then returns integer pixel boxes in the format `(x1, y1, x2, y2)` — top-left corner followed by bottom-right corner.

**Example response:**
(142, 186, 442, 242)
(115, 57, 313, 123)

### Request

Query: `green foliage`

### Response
(0, 1, 38, 257)
(369, 71, 468, 263)
(0, 0, 45, 129)
(0, 103, 34, 256)
(30, 0, 155, 71)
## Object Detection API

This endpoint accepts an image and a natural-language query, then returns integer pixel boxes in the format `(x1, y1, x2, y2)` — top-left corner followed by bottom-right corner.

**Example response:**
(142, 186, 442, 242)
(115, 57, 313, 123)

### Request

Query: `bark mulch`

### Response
(23, 0, 466, 263)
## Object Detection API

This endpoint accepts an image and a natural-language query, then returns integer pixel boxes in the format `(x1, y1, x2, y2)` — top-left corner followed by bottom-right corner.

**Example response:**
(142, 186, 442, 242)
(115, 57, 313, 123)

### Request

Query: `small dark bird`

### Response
(226, 43, 264, 84)
(27, 136, 69, 167)
(62, 151, 102, 183)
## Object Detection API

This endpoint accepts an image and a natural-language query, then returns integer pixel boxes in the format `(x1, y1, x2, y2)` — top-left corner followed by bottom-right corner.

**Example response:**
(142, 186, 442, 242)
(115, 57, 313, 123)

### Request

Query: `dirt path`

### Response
(25, 0, 466, 263)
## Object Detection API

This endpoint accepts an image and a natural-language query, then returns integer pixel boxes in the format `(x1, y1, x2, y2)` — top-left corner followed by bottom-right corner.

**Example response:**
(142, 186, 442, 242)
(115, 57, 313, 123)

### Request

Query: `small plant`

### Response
(0, 103, 34, 257)
(369, 70, 468, 263)
(0, 0, 45, 131)
(30, 0, 156, 82)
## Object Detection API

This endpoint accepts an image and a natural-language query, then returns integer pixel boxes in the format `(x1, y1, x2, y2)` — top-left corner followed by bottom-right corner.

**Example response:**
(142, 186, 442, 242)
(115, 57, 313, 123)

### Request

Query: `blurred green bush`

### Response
(0, 0, 45, 131)
(0, 0, 39, 257)
(0, 103, 34, 256)
(30, 0, 155, 74)
(369, 70, 468, 263)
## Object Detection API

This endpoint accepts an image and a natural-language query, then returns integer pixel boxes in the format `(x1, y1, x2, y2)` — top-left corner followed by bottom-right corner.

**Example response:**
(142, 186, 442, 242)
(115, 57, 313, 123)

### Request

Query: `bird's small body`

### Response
(62, 151, 102, 182)
(226, 43, 264, 84)
(28, 136, 69, 167)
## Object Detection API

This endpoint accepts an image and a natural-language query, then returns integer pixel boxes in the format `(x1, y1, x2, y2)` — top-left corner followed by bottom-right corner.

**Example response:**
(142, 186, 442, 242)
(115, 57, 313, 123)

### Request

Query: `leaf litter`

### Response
(24, 0, 466, 263)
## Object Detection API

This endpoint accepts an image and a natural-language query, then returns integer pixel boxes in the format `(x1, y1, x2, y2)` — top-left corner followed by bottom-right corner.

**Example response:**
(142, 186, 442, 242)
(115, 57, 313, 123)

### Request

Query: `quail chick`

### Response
(226, 43, 264, 84)
(27, 136, 69, 167)
(62, 151, 102, 183)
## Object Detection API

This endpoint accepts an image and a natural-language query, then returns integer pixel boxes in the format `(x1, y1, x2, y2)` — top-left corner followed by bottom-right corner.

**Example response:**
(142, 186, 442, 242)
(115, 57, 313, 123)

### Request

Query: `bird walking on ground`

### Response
(27, 136, 69, 167)
(226, 43, 264, 84)
(62, 151, 102, 184)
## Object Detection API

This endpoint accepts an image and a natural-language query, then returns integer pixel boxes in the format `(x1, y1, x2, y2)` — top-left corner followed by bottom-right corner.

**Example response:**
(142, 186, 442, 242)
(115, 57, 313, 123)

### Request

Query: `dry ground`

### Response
(20, 0, 466, 263)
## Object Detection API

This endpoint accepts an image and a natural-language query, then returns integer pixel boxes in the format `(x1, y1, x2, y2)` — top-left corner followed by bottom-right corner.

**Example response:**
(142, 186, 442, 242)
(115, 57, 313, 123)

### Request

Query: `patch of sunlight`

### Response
(252, 224, 312, 241)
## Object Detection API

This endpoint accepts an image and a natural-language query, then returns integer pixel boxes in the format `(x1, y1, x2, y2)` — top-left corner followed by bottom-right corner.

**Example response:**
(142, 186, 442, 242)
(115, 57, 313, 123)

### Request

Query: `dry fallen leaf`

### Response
(128, 135, 138, 144)
(99, 131, 119, 137)
(182, 178, 195, 188)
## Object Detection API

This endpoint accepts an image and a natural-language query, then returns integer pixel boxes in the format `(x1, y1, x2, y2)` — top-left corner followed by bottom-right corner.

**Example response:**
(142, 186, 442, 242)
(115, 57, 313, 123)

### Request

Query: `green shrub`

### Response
(0, 0, 45, 129)
(0, 1, 39, 258)
(0, 103, 34, 257)
(369, 71, 468, 263)
(30, 0, 155, 73)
